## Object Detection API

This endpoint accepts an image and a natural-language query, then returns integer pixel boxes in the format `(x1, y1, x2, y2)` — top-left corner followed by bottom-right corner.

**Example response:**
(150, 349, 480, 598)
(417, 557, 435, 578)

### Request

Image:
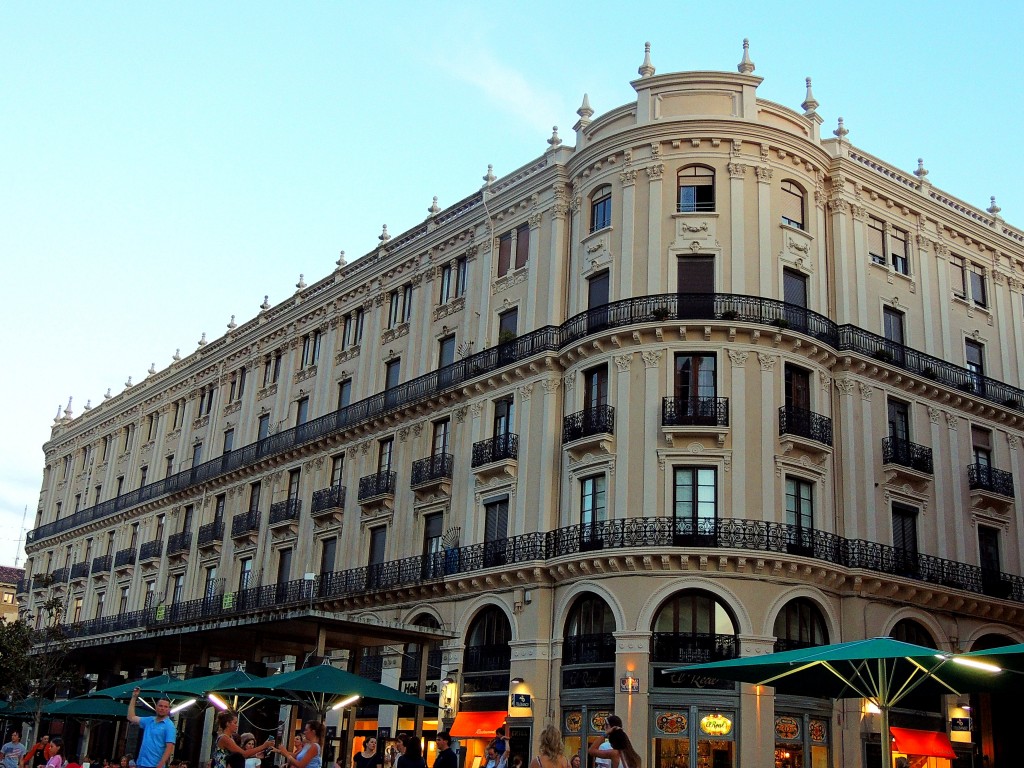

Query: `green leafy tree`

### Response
(0, 593, 74, 735)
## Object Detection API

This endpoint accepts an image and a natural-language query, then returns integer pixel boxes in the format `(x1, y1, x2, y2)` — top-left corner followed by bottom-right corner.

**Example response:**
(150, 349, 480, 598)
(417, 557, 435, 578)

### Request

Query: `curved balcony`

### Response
(32, 292, 1024, 547)
(113, 548, 136, 574)
(410, 454, 454, 499)
(311, 485, 346, 525)
(662, 396, 729, 447)
(562, 632, 617, 665)
(138, 540, 162, 566)
(779, 404, 833, 452)
(968, 463, 1014, 509)
(651, 631, 738, 664)
(49, 567, 69, 584)
(269, 499, 302, 535)
(197, 520, 224, 551)
(882, 436, 934, 478)
(472, 433, 519, 479)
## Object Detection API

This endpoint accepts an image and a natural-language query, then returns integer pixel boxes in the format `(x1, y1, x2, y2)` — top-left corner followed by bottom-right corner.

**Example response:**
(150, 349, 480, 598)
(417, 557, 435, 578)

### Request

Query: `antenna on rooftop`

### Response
(14, 505, 27, 567)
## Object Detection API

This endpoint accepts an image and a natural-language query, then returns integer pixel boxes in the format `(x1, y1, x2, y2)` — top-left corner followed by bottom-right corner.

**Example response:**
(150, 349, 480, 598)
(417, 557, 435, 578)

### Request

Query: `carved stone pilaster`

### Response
(835, 377, 855, 397)
(757, 353, 778, 371)
(646, 164, 664, 181)
(620, 169, 637, 187)
(541, 378, 561, 395)
(727, 350, 749, 367)
(727, 163, 747, 179)
(755, 166, 773, 184)
(614, 354, 633, 372)
(858, 382, 872, 401)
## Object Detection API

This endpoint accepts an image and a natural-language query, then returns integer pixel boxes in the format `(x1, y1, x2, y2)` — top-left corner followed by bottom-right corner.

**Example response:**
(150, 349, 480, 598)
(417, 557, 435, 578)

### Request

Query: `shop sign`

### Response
(699, 713, 733, 737)
(808, 719, 827, 743)
(950, 718, 972, 732)
(511, 693, 532, 708)
(655, 712, 688, 735)
(658, 670, 736, 691)
(562, 667, 615, 689)
(774, 716, 800, 740)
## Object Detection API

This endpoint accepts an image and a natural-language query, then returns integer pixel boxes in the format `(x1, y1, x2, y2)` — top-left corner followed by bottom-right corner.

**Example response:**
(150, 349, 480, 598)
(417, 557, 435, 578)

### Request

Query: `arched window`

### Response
(590, 185, 612, 232)
(403, 614, 442, 680)
(651, 589, 737, 662)
(772, 597, 829, 651)
(677, 166, 715, 213)
(464, 605, 511, 669)
(563, 593, 616, 664)
(891, 618, 935, 648)
(781, 180, 805, 230)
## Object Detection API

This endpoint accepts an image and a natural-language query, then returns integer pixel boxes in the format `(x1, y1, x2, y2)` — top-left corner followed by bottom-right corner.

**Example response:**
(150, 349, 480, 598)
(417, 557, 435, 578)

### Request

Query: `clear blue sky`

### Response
(2, 1, 1022, 567)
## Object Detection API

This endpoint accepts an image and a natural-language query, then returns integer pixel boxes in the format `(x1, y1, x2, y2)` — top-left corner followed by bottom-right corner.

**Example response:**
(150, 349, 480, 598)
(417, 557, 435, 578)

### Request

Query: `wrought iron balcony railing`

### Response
(779, 405, 833, 447)
(231, 510, 260, 538)
(31, 292, 1024, 546)
(138, 540, 163, 561)
(463, 643, 512, 672)
(16, 578, 28, 594)
(70, 562, 90, 579)
(358, 471, 397, 501)
(968, 463, 1015, 497)
(562, 633, 617, 665)
(91, 554, 112, 574)
(882, 436, 934, 474)
(471, 433, 519, 467)
(167, 531, 192, 555)
(49, 567, 69, 584)
(662, 396, 729, 427)
(198, 520, 224, 546)
(113, 548, 136, 568)
(411, 454, 454, 486)
(562, 405, 615, 443)
(651, 632, 738, 663)
(311, 485, 346, 514)
(269, 499, 302, 525)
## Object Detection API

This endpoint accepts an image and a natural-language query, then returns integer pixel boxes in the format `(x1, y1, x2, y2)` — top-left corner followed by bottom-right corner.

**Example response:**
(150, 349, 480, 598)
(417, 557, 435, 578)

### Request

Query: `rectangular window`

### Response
(432, 418, 451, 456)
(145, 580, 155, 607)
(965, 339, 985, 392)
(867, 217, 885, 265)
(583, 365, 609, 410)
(276, 548, 293, 584)
(378, 438, 394, 473)
(146, 412, 159, 441)
(237, 366, 247, 399)
(320, 536, 337, 575)
(74, 493, 82, 513)
(887, 398, 910, 442)
(101, 435, 110, 462)
(950, 254, 967, 299)
(674, 353, 717, 404)
(402, 284, 413, 322)
(483, 497, 509, 568)
(122, 425, 133, 453)
(258, 413, 271, 441)
(130, 522, 139, 549)
(673, 467, 717, 528)
(239, 557, 253, 591)
(456, 257, 468, 297)
(493, 396, 514, 437)
(514, 222, 530, 270)
(677, 166, 715, 212)
(272, 352, 282, 384)
(62, 455, 71, 480)
(171, 573, 184, 604)
(119, 585, 130, 614)
(781, 181, 804, 230)
(192, 442, 203, 467)
(891, 227, 909, 275)
(296, 397, 309, 426)
(352, 308, 364, 344)
(882, 306, 905, 346)
(497, 232, 513, 277)
(442, 257, 469, 302)
(368, 526, 387, 567)
(385, 359, 401, 390)
(892, 502, 918, 572)
(287, 468, 301, 501)
(248, 481, 261, 513)
(590, 187, 611, 232)
(498, 308, 518, 340)
(204, 565, 219, 598)
(785, 476, 814, 551)
(422, 512, 443, 572)
(94, 592, 104, 619)
(139, 465, 148, 488)
(301, 330, 322, 366)
(223, 428, 234, 454)
(580, 475, 607, 526)
(337, 379, 352, 409)
(214, 494, 226, 523)
(165, 454, 175, 477)
(54, 501, 62, 519)
(388, 290, 401, 328)
(969, 262, 987, 308)
(972, 425, 992, 467)
(116, 476, 125, 497)
(438, 334, 457, 369)
(784, 363, 812, 411)
(182, 504, 194, 533)
(978, 525, 1001, 574)
(330, 454, 345, 486)
(93, 484, 102, 505)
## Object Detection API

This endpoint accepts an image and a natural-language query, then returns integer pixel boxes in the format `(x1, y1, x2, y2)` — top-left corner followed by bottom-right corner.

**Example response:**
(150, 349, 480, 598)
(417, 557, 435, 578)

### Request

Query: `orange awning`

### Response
(890, 727, 957, 759)
(450, 711, 506, 739)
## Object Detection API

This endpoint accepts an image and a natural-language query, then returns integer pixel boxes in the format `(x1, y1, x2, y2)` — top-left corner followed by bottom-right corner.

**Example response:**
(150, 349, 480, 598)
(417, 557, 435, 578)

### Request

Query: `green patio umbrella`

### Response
(961, 641, 1024, 671)
(219, 662, 438, 715)
(46, 697, 128, 719)
(670, 637, 1010, 768)
(87, 673, 178, 701)
(136, 669, 271, 712)
(2, 697, 54, 717)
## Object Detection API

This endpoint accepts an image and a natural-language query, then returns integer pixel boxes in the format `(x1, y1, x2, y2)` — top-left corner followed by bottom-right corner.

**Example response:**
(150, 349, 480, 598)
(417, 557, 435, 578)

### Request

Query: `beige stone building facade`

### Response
(17, 42, 1024, 768)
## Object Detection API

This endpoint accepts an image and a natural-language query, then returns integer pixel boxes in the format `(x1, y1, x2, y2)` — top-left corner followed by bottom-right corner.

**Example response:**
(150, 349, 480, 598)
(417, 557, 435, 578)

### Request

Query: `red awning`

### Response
(450, 711, 507, 739)
(890, 727, 957, 759)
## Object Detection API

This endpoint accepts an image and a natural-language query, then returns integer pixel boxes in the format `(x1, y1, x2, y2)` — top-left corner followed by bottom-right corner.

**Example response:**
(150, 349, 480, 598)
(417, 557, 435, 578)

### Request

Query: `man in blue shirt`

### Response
(2, 731, 27, 768)
(127, 688, 176, 768)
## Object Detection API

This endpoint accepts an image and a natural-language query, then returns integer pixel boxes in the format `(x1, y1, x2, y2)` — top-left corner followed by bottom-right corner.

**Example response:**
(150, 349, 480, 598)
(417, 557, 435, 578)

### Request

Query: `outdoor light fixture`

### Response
(864, 701, 881, 714)
(509, 677, 524, 685)
(441, 677, 455, 686)
(170, 698, 197, 714)
(950, 656, 1001, 673)
(207, 693, 229, 711)
(331, 694, 360, 711)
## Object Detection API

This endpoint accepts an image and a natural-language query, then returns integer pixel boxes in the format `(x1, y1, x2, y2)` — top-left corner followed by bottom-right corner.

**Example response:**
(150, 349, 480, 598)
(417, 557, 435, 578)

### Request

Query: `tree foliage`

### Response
(0, 594, 74, 729)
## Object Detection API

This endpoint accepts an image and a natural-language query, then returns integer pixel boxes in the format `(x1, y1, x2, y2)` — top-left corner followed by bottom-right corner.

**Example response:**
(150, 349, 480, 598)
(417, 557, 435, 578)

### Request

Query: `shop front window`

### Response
(651, 707, 737, 768)
(773, 713, 830, 768)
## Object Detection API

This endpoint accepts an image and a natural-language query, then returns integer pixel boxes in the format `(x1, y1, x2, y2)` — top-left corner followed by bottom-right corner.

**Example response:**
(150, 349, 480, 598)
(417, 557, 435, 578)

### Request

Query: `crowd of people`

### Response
(5, 709, 640, 768)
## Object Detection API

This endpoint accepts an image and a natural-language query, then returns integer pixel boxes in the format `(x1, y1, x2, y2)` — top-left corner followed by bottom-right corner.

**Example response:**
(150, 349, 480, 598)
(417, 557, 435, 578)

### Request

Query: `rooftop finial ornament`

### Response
(53, 404, 63, 423)
(482, 164, 496, 188)
(172, 348, 181, 362)
(547, 126, 562, 149)
(737, 38, 755, 74)
(987, 196, 1002, 216)
(260, 295, 271, 312)
(336, 250, 347, 269)
(227, 315, 237, 330)
(103, 387, 112, 400)
(577, 93, 594, 127)
(379, 224, 391, 244)
(148, 362, 156, 375)
(124, 376, 133, 388)
(913, 158, 929, 180)
(801, 77, 819, 117)
(638, 41, 655, 78)
(197, 332, 207, 347)
(428, 196, 441, 215)
(833, 117, 849, 140)
(83, 399, 91, 411)
(295, 274, 307, 291)
(63, 397, 74, 420)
